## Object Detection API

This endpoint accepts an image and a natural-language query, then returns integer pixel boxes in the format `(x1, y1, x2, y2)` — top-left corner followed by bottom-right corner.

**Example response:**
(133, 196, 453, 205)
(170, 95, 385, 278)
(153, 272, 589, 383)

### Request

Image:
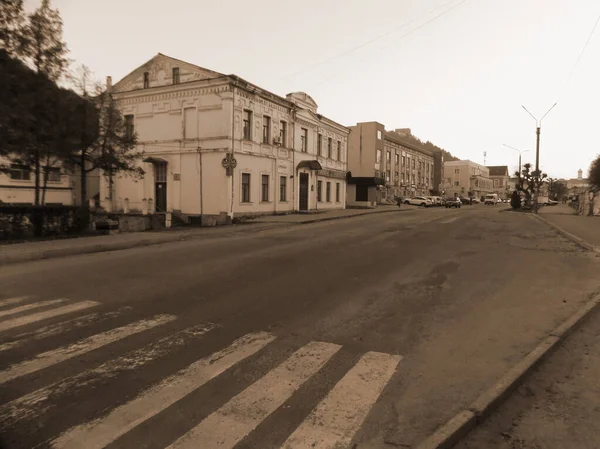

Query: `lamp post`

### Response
(502, 144, 530, 175)
(522, 103, 557, 213)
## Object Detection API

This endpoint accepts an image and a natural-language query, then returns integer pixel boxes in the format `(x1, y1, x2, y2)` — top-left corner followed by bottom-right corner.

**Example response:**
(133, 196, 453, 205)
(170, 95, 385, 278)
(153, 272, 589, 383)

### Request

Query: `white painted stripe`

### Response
(0, 296, 29, 308)
(51, 331, 275, 449)
(0, 301, 98, 333)
(1, 323, 216, 427)
(0, 299, 66, 319)
(282, 351, 402, 449)
(167, 341, 342, 449)
(0, 314, 176, 385)
(0, 307, 132, 353)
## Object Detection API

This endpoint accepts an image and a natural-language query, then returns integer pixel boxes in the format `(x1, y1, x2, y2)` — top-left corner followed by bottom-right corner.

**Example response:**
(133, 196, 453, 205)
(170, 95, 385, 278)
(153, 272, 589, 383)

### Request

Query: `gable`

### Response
(112, 53, 224, 93)
(286, 92, 318, 113)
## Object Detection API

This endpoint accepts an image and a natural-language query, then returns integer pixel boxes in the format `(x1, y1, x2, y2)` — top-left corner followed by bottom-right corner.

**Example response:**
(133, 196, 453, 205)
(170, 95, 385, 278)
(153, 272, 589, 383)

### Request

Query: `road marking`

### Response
(0, 297, 29, 308)
(0, 301, 98, 333)
(0, 299, 66, 319)
(0, 307, 133, 353)
(50, 331, 276, 449)
(0, 314, 176, 385)
(282, 351, 402, 449)
(440, 216, 459, 224)
(0, 323, 217, 427)
(167, 341, 342, 449)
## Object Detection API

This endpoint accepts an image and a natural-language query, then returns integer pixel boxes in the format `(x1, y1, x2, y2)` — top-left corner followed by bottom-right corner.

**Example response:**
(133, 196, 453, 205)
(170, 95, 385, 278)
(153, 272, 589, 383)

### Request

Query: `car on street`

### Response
(484, 193, 498, 205)
(427, 196, 442, 207)
(547, 199, 558, 206)
(445, 197, 462, 208)
(471, 198, 481, 204)
(404, 196, 433, 207)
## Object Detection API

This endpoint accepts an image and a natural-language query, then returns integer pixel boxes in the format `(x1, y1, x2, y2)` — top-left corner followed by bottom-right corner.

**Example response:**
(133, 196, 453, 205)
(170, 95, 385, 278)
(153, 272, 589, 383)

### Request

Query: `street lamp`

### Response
(522, 103, 557, 213)
(502, 144, 530, 175)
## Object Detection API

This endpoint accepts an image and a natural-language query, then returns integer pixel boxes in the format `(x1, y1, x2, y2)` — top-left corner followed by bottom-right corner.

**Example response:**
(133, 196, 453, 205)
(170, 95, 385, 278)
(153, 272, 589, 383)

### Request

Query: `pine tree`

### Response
(0, 0, 28, 57)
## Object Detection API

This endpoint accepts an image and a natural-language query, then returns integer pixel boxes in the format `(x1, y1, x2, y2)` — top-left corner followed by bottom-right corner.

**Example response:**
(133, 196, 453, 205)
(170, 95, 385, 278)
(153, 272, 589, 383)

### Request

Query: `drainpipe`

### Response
(230, 82, 236, 220)
(292, 107, 296, 212)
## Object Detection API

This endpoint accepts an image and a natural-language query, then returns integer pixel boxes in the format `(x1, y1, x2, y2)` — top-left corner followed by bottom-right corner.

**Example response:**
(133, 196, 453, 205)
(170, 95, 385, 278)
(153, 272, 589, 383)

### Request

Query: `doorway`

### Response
(154, 163, 167, 212)
(299, 173, 309, 211)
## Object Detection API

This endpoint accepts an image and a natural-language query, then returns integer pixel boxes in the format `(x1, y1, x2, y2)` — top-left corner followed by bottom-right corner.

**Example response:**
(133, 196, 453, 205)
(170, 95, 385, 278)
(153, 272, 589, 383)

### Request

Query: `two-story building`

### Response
(0, 158, 74, 205)
(346, 122, 434, 207)
(104, 53, 349, 225)
(443, 160, 493, 199)
(487, 165, 510, 199)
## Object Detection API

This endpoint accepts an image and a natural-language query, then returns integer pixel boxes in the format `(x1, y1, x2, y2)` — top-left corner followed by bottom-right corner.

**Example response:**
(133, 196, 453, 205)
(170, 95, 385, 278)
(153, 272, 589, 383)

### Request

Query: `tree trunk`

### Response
(34, 148, 41, 206)
(80, 153, 89, 230)
(41, 152, 50, 206)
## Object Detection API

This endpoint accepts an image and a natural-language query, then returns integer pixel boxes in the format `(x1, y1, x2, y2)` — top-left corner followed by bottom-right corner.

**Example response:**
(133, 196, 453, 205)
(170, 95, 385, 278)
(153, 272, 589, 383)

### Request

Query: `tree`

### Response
(547, 178, 568, 201)
(588, 155, 600, 193)
(0, 0, 28, 57)
(515, 163, 547, 208)
(22, 0, 69, 205)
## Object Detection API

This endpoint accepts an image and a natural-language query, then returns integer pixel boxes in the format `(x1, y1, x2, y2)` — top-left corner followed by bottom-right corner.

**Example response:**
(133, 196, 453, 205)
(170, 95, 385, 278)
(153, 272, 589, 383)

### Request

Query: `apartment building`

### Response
(347, 122, 434, 207)
(443, 160, 493, 199)
(487, 165, 510, 199)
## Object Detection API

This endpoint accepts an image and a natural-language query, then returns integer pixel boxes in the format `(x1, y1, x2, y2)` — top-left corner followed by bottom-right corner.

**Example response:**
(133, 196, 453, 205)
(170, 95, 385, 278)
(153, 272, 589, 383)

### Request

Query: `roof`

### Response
(487, 166, 509, 176)
(384, 131, 433, 156)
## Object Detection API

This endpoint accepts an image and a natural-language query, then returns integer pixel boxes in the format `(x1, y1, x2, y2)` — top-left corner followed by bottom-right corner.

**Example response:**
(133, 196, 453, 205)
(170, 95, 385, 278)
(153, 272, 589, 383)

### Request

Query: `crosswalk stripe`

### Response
(0, 301, 98, 333)
(0, 314, 176, 385)
(0, 307, 133, 353)
(0, 297, 29, 308)
(50, 331, 276, 449)
(1, 323, 217, 428)
(282, 351, 402, 449)
(0, 299, 66, 319)
(167, 341, 342, 449)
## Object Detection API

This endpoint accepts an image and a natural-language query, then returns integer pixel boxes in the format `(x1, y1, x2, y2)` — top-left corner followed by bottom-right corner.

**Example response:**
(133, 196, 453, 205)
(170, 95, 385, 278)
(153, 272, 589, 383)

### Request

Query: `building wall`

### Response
(443, 160, 493, 198)
(347, 122, 380, 178)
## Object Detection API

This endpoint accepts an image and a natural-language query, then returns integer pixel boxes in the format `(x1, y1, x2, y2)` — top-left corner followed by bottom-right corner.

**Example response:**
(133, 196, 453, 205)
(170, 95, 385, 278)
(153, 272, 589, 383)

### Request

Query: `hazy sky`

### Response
(24, 0, 600, 179)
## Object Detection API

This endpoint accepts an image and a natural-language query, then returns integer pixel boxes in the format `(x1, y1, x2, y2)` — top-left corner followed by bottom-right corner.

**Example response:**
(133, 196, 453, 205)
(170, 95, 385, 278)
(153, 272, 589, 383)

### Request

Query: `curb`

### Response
(415, 294, 600, 449)
(532, 214, 598, 253)
(248, 207, 407, 225)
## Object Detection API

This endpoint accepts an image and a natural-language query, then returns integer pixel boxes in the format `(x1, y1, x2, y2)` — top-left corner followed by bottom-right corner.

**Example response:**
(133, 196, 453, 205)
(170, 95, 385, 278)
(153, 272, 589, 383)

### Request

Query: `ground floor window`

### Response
(317, 180, 323, 202)
(326, 182, 331, 202)
(336, 183, 340, 202)
(242, 173, 251, 202)
(280, 176, 287, 201)
(261, 175, 269, 202)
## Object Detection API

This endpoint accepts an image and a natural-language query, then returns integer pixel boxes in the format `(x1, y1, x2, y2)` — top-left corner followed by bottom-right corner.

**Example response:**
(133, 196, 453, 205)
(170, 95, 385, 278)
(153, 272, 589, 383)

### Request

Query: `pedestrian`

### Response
(396, 196, 402, 208)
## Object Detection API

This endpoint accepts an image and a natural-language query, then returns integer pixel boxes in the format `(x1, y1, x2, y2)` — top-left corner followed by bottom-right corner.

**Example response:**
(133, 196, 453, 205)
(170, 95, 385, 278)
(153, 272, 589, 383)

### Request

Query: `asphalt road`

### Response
(1, 205, 599, 449)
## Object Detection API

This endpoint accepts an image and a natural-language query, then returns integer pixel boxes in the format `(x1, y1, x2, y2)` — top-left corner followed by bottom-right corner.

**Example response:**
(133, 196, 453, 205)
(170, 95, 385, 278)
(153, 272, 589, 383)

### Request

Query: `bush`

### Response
(0, 205, 85, 241)
(511, 190, 521, 209)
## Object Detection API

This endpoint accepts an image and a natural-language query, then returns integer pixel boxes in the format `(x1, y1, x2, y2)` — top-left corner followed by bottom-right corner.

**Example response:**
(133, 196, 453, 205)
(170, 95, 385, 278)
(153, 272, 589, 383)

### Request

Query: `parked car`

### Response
(404, 196, 433, 207)
(445, 197, 462, 208)
(459, 197, 471, 205)
(427, 196, 442, 206)
(547, 199, 558, 206)
(471, 198, 481, 204)
(484, 194, 498, 205)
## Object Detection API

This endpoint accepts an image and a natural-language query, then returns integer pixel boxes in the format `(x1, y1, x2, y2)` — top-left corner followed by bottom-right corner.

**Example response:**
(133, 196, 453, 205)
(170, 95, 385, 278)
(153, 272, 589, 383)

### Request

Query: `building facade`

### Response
(0, 158, 74, 205)
(347, 122, 434, 207)
(487, 165, 510, 199)
(104, 54, 349, 225)
(443, 160, 493, 199)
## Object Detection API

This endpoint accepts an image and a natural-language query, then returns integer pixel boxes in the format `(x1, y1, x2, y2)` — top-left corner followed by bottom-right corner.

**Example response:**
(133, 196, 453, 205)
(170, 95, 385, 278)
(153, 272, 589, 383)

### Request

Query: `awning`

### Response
(143, 157, 167, 164)
(297, 160, 322, 170)
(347, 176, 386, 186)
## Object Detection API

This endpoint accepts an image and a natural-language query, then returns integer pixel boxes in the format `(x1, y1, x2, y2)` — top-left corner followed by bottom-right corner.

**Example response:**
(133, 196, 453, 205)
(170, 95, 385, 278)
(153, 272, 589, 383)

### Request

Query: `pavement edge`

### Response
(415, 294, 600, 449)
(532, 213, 598, 252)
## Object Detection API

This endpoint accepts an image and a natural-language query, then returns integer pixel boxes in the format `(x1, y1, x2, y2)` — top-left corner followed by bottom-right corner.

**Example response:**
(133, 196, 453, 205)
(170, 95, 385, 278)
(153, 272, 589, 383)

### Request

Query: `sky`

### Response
(24, 0, 600, 180)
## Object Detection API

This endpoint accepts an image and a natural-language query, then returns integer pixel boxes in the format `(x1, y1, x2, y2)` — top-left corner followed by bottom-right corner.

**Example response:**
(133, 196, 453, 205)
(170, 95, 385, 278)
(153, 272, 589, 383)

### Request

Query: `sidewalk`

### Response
(0, 206, 403, 266)
(538, 203, 600, 250)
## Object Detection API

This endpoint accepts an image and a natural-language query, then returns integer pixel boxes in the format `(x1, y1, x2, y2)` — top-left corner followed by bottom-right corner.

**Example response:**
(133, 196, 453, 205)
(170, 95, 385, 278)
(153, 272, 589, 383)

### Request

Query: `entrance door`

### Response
(299, 173, 309, 211)
(154, 163, 167, 212)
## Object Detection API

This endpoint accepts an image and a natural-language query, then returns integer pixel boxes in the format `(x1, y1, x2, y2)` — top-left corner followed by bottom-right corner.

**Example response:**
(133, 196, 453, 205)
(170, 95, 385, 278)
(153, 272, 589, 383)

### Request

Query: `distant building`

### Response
(346, 122, 434, 207)
(558, 168, 589, 196)
(487, 165, 510, 199)
(442, 160, 493, 199)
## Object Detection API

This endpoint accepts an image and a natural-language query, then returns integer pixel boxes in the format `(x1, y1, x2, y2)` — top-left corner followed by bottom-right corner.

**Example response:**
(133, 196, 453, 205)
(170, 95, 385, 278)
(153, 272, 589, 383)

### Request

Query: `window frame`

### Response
(317, 133, 323, 156)
(336, 182, 341, 202)
(280, 121, 287, 147)
(262, 115, 271, 144)
(301, 128, 308, 152)
(243, 110, 252, 140)
(377, 130, 382, 140)
(9, 164, 31, 181)
(46, 167, 61, 182)
(172, 67, 180, 85)
(124, 114, 134, 139)
(327, 137, 332, 159)
(279, 176, 287, 202)
(326, 181, 331, 202)
(261, 174, 270, 202)
(317, 180, 323, 202)
(241, 173, 251, 203)
(337, 141, 341, 161)
(376, 149, 382, 164)
(143, 72, 149, 88)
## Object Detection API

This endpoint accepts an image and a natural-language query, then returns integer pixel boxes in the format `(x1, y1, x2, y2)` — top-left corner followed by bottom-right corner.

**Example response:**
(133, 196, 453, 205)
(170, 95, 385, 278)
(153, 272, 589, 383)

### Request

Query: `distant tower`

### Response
(578, 169, 583, 179)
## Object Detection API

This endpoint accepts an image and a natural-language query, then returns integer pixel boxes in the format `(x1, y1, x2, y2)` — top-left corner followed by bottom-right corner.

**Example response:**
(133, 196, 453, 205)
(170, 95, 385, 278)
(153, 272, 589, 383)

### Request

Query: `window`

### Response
(261, 175, 269, 201)
(172, 67, 180, 84)
(376, 150, 382, 164)
(336, 183, 341, 202)
(143, 72, 149, 88)
(412, 159, 416, 169)
(386, 151, 391, 164)
(327, 137, 332, 159)
(280, 176, 287, 201)
(455, 168, 460, 174)
(454, 181, 460, 186)
(337, 141, 341, 161)
(326, 182, 331, 202)
(395, 154, 399, 166)
(394, 172, 399, 183)
(377, 130, 382, 140)
(124, 115, 134, 139)
(241, 173, 251, 202)
(280, 121, 287, 147)
(386, 170, 391, 182)
(46, 167, 61, 182)
(243, 110, 252, 140)
(317, 134, 323, 156)
(262, 116, 271, 144)
(9, 164, 30, 180)
(301, 128, 308, 152)
(402, 155, 406, 167)
(317, 180, 322, 202)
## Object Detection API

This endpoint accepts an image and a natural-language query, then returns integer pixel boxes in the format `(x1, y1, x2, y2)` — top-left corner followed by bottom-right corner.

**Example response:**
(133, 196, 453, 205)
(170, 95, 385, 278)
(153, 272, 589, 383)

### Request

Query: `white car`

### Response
(404, 196, 433, 207)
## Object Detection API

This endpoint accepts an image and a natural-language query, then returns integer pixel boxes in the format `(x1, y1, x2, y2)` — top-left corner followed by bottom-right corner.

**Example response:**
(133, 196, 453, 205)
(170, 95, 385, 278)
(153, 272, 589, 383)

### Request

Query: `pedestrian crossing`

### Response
(0, 295, 402, 449)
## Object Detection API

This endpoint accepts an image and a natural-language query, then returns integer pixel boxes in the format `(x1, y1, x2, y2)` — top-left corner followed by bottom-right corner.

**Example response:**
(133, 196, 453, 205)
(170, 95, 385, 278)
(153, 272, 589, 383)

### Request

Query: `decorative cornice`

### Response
(115, 85, 231, 105)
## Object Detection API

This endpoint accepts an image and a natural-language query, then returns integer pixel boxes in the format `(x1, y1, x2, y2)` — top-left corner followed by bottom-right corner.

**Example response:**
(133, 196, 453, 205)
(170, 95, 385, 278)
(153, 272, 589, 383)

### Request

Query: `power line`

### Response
(279, 0, 463, 82)
(308, 0, 470, 89)
(556, 9, 600, 102)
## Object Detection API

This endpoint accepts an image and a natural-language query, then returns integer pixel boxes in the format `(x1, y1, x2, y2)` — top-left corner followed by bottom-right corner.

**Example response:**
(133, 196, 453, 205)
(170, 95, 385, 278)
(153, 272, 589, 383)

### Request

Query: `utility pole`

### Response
(522, 103, 557, 214)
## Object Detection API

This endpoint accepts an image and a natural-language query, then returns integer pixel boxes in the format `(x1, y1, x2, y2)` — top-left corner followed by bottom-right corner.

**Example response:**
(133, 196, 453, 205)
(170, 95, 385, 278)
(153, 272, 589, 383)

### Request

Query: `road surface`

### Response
(0, 205, 599, 449)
